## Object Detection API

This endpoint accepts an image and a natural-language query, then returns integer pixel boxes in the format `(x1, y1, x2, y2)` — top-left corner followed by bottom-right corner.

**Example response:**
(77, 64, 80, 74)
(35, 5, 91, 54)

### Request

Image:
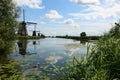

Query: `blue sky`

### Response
(13, 0, 120, 36)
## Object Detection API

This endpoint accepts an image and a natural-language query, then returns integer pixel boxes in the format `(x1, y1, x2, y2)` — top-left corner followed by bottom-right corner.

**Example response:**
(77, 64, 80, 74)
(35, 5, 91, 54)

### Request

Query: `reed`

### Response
(57, 36, 120, 80)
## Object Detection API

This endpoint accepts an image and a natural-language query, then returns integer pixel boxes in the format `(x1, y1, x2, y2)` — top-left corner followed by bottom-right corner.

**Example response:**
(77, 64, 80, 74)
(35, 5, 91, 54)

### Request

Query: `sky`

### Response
(13, 0, 120, 36)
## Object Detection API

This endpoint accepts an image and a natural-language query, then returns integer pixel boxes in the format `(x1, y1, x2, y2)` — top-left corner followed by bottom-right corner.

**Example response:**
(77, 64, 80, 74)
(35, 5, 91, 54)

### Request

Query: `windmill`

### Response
(29, 30, 40, 36)
(36, 30, 41, 36)
(18, 9, 37, 36)
(26, 22, 37, 36)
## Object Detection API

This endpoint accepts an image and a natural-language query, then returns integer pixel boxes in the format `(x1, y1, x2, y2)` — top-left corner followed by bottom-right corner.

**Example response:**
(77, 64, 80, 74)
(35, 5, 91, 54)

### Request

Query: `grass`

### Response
(57, 36, 120, 80)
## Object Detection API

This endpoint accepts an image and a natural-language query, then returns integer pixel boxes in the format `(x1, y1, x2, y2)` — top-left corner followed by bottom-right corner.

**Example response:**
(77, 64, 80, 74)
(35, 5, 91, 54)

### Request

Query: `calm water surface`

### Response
(7, 38, 90, 79)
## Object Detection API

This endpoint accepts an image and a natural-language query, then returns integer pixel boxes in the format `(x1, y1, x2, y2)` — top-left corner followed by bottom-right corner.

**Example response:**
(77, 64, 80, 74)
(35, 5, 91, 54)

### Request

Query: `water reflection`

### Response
(64, 48, 80, 56)
(17, 40, 40, 56)
(33, 41, 36, 45)
(17, 40, 27, 56)
(7, 38, 91, 79)
(45, 56, 62, 64)
(80, 40, 86, 45)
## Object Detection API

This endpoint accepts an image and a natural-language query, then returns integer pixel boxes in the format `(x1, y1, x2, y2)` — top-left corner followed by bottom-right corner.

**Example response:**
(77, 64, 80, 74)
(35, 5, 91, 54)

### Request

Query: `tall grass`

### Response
(57, 36, 120, 80)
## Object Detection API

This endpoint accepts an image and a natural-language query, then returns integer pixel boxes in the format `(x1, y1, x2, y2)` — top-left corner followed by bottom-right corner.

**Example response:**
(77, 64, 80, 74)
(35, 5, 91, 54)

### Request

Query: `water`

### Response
(1, 38, 91, 79)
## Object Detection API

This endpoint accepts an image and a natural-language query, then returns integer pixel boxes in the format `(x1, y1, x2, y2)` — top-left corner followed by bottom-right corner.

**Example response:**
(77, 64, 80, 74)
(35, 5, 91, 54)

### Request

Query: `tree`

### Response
(80, 32, 86, 37)
(41, 34, 45, 38)
(0, 0, 20, 52)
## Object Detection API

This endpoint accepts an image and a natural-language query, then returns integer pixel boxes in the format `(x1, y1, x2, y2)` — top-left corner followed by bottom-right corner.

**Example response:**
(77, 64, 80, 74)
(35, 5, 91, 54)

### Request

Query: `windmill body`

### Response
(18, 21, 27, 36)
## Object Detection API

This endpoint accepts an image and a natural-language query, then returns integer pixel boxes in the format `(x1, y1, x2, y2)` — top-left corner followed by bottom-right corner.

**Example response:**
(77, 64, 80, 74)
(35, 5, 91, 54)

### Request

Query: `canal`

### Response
(0, 38, 92, 79)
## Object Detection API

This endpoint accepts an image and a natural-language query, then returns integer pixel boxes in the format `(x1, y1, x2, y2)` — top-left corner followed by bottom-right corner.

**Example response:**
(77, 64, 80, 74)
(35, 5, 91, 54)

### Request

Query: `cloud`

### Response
(64, 48, 80, 56)
(45, 56, 62, 64)
(70, 5, 120, 19)
(45, 10, 63, 19)
(40, 21, 46, 25)
(13, 0, 44, 9)
(69, 0, 120, 20)
(103, 0, 120, 5)
(64, 19, 80, 28)
(70, 0, 100, 5)
(64, 19, 74, 24)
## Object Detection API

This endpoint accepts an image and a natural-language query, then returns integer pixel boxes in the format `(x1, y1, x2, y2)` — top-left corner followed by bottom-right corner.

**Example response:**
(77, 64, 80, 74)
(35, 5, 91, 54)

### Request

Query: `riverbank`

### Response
(56, 36, 101, 41)
(16, 36, 45, 39)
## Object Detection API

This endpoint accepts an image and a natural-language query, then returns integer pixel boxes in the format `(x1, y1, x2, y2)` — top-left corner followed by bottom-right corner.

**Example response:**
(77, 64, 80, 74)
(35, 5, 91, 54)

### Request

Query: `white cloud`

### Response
(64, 48, 80, 56)
(40, 21, 46, 25)
(13, 0, 44, 9)
(104, 0, 120, 5)
(45, 10, 63, 19)
(70, 0, 100, 5)
(64, 19, 80, 28)
(69, 0, 120, 20)
(45, 56, 62, 64)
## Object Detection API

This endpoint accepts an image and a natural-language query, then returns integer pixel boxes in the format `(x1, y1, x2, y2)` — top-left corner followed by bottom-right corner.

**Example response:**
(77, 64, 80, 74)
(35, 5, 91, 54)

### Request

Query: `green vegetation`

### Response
(17, 36, 43, 39)
(57, 37, 120, 80)
(80, 32, 86, 37)
(0, 60, 21, 80)
(56, 31, 100, 41)
(56, 22, 120, 80)
(6, 22, 119, 80)
(56, 36, 101, 41)
(0, 59, 52, 80)
(109, 22, 120, 38)
(0, 0, 19, 52)
(0, 0, 120, 79)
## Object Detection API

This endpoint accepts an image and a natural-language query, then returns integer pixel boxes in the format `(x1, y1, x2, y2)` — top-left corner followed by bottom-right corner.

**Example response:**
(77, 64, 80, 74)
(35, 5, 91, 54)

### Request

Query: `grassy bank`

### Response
(56, 36, 101, 41)
(16, 36, 44, 39)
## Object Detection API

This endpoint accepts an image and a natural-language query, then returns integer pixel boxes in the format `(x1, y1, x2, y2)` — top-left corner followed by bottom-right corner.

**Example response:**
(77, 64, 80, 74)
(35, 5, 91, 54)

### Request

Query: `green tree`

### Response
(0, 0, 19, 52)
(109, 22, 120, 38)
(80, 32, 86, 37)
